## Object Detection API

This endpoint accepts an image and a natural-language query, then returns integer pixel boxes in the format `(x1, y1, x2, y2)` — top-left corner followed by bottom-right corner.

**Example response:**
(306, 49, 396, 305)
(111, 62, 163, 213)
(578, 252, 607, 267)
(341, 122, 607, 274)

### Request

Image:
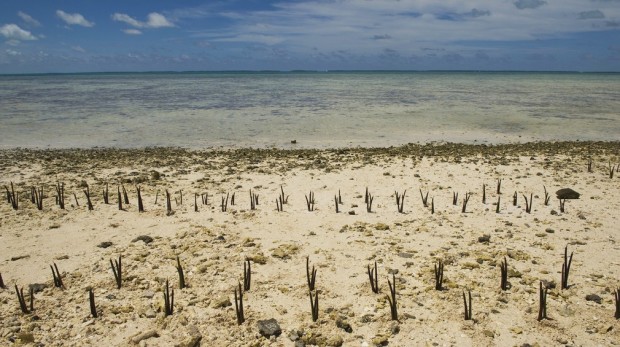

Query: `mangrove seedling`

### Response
(110, 255, 122, 289)
(89, 288, 98, 318)
(419, 189, 428, 207)
(176, 256, 186, 289)
(306, 257, 317, 291)
(15, 284, 29, 314)
(434, 259, 444, 291)
(136, 186, 144, 212)
(561, 245, 574, 290)
(463, 289, 472, 320)
(538, 281, 548, 321)
(51, 263, 64, 288)
(523, 193, 533, 213)
(367, 261, 379, 294)
(234, 282, 245, 325)
(163, 279, 174, 317)
(387, 273, 398, 321)
(461, 192, 471, 213)
(500, 257, 508, 291)
(243, 259, 251, 291)
(396, 190, 406, 213)
(309, 289, 319, 322)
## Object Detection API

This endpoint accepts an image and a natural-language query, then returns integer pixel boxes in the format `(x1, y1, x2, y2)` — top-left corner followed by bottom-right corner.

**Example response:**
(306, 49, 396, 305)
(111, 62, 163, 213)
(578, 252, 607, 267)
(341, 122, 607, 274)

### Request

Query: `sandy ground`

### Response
(1, 142, 619, 347)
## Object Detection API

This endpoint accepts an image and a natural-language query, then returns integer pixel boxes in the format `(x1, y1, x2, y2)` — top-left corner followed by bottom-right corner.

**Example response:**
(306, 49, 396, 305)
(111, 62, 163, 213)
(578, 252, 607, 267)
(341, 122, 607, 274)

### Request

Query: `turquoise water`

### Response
(1, 71, 619, 148)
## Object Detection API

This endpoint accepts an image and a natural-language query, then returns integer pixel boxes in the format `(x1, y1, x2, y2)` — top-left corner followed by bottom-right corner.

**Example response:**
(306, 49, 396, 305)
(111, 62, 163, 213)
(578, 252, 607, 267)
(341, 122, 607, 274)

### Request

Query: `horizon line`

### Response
(1, 69, 620, 77)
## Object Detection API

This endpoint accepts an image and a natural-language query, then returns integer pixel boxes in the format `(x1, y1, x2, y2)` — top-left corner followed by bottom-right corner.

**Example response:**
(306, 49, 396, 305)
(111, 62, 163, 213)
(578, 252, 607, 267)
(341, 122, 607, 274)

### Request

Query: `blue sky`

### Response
(0, 0, 619, 73)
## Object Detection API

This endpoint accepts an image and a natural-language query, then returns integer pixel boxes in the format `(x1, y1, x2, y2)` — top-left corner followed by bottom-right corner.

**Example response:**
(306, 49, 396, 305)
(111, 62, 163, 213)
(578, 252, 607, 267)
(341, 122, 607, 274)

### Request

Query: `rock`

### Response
(211, 296, 231, 308)
(374, 223, 389, 231)
(326, 334, 343, 346)
(585, 294, 602, 304)
(257, 318, 282, 338)
(17, 332, 35, 343)
(150, 170, 161, 180)
(29, 283, 48, 293)
(348, 210, 356, 215)
(478, 235, 491, 243)
(130, 330, 158, 344)
(390, 322, 400, 335)
(132, 235, 153, 244)
(10, 255, 30, 261)
(483, 330, 495, 338)
(545, 228, 554, 233)
(179, 325, 202, 347)
(271, 244, 299, 259)
(541, 280, 556, 289)
(397, 252, 414, 258)
(336, 318, 353, 333)
(372, 334, 389, 346)
(97, 241, 113, 248)
(556, 188, 580, 199)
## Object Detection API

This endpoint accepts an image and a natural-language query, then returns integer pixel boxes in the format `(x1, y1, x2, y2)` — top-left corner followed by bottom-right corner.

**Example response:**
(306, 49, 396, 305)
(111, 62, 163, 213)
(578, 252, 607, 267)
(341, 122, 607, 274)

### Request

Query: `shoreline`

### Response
(1, 140, 619, 346)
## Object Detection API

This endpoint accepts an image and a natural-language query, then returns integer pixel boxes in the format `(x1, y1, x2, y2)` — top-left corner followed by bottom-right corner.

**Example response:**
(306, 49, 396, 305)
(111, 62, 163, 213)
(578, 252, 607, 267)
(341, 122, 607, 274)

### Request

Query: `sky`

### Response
(0, 0, 619, 73)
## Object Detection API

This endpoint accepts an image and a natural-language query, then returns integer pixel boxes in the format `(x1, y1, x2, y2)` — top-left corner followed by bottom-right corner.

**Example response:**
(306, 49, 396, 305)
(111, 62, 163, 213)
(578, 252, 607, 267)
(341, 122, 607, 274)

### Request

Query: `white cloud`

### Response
(112, 12, 174, 29)
(72, 45, 86, 53)
(56, 10, 95, 27)
(123, 29, 143, 35)
(18, 11, 41, 27)
(146, 13, 174, 28)
(0, 24, 37, 41)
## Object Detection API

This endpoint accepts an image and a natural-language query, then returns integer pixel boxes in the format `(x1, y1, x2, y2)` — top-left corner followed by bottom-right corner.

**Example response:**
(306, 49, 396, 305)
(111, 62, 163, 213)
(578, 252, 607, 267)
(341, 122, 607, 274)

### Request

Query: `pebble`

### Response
(257, 319, 282, 338)
(130, 330, 159, 344)
(585, 294, 602, 304)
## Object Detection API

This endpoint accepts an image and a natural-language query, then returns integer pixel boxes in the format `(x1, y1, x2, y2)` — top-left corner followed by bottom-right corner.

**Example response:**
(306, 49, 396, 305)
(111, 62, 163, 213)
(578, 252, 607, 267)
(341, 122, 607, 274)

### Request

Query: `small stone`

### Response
(326, 335, 343, 346)
(257, 318, 282, 338)
(372, 334, 389, 346)
(288, 330, 300, 341)
(17, 333, 35, 343)
(585, 294, 602, 304)
(348, 210, 356, 215)
(130, 330, 158, 344)
(541, 280, 556, 289)
(478, 235, 491, 243)
(144, 309, 156, 318)
(510, 327, 523, 334)
(545, 228, 555, 234)
(132, 235, 153, 244)
(10, 255, 30, 261)
(556, 337, 568, 344)
(336, 318, 353, 333)
(29, 283, 48, 293)
(97, 241, 113, 248)
(211, 296, 231, 308)
(397, 252, 414, 258)
(179, 325, 202, 347)
(483, 330, 494, 338)
(374, 223, 389, 231)
(390, 322, 400, 335)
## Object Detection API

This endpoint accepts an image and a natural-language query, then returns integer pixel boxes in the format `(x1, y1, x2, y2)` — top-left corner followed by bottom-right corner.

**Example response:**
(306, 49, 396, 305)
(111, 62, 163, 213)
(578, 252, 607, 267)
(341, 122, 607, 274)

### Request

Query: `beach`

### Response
(1, 141, 619, 346)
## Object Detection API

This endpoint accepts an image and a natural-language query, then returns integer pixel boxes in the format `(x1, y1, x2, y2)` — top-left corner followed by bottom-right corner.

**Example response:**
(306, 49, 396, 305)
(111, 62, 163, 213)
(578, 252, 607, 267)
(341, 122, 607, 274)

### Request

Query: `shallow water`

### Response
(1, 71, 619, 149)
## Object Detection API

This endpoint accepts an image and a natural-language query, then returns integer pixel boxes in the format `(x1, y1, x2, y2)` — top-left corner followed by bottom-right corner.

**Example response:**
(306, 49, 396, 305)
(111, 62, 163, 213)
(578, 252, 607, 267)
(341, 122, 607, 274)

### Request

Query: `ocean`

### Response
(1, 71, 618, 149)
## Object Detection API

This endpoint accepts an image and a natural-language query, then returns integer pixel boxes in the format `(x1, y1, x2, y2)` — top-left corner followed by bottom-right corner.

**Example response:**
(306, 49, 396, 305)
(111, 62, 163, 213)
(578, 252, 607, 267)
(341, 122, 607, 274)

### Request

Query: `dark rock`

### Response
(132, 235, 153, 244)
(541, 280, 556, 289)
(585, 294, 602, 304)
(10, 255, 30, 261)
(29, 283, 48, 293)
(97, 241, 113, 248)
(258, 318, 282, 338)
(556, 188, 580, 199)
(336, 317, 353, 333)
(478, 235, 491, 243)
